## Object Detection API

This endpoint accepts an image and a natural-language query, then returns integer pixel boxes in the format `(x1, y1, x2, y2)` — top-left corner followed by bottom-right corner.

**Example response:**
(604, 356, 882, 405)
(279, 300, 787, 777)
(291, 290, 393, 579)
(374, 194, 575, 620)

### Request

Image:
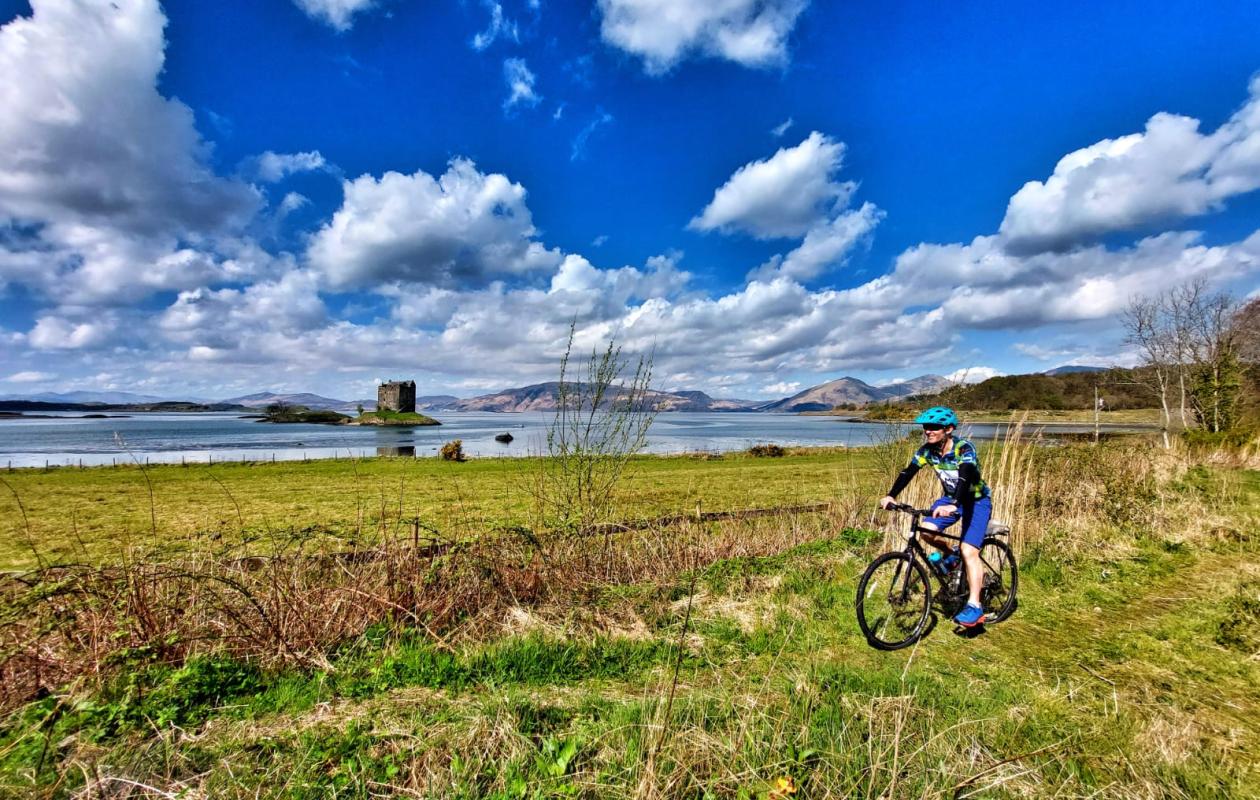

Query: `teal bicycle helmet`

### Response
(914, 406, 958, 427)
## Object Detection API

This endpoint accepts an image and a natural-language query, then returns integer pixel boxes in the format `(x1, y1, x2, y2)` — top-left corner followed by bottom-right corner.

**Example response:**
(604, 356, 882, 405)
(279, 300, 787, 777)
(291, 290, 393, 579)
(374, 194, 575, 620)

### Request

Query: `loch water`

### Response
(0, 411, 1151, 468)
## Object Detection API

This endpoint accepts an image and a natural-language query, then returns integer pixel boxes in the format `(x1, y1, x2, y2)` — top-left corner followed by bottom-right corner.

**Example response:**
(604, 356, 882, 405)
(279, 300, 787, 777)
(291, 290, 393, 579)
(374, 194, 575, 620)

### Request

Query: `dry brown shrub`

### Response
(0, 506, 847, 713)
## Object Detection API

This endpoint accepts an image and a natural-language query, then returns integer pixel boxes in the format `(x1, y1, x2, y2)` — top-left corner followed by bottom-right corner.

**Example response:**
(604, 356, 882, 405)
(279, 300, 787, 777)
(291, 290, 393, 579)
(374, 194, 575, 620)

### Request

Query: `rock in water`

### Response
(494, 432, 514, 443)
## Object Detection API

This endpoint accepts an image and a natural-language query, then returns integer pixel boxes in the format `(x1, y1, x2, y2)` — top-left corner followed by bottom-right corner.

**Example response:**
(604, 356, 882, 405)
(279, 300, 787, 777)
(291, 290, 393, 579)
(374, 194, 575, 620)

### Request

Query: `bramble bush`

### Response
(440, 440, 466, 462)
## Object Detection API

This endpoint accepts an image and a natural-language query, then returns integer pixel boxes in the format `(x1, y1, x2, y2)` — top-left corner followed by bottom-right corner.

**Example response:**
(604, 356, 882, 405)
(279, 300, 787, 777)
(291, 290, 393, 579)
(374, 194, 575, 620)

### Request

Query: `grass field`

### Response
(1, 435, 1258, 798)
(0, 446, 886, 571)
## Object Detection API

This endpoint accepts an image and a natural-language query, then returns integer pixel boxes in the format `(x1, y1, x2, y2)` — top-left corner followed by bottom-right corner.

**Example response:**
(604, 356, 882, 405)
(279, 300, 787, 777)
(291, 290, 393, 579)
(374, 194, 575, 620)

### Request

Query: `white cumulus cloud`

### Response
(597, 0, 809, 74)
(160, 271, 327, 349)
(0, 0, 259, 238)
(252, 151, 328, 182)
(0, 0, 261, 306)
(292, 0, 377, 31)
(28, 315, 117, 351)
(307, 158, 562, 289)
(695, 133, 883, 282)
(762, 380, 799, 395)
(750, 201, 884, 282)
(277, 192, 310, 218)
(944, 367, 1002, 384)
(691, 132, 851, 239)
(1000, 74, 1260, 253)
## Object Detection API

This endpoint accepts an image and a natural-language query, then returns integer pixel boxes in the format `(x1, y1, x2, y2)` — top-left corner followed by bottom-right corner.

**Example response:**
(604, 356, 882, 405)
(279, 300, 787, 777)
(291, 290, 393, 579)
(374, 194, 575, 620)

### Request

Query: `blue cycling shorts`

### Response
(921, 496, 992, 549)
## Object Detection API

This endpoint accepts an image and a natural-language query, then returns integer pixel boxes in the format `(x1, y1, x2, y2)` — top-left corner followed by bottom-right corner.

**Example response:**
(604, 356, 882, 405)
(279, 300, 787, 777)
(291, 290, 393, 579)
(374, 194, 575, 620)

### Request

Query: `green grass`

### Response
(2, 444, 1258, 797)
(353, 409, 441, 426)
(5, 488, 1257, 798)
(0, 447, 883, 569)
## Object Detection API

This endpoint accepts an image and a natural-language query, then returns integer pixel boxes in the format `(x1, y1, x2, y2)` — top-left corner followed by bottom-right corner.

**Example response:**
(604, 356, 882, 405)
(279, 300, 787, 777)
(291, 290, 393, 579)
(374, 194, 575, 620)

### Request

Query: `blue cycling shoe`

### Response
(954, 602, 985, 627)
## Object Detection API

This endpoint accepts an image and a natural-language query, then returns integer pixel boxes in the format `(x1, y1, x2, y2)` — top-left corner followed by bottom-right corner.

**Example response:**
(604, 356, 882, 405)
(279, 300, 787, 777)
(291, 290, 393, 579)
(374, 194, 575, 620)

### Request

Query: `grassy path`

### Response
(15, 528, 1251, 798)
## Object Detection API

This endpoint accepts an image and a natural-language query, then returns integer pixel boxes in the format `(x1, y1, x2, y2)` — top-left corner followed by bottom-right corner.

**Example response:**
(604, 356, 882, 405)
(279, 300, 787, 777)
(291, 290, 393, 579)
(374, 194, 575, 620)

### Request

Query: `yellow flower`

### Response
(768, 775, 796, 798)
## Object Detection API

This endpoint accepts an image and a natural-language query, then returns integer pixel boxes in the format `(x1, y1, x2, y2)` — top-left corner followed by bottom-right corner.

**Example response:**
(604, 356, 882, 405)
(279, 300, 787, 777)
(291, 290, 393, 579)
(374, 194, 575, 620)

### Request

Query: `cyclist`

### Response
(879, 406, 992, 627)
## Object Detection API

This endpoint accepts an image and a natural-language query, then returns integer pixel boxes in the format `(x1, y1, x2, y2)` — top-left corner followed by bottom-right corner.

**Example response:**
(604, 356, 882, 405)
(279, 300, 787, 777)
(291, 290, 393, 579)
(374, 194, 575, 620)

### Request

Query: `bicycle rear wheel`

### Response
(856, 552, 932, 649)
(978, 537, 1018, 623)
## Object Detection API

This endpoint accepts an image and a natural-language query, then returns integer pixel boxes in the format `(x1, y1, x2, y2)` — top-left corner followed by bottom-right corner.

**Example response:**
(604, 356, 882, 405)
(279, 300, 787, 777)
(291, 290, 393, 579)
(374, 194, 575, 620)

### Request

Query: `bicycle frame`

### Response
(890, 504, 966, 597)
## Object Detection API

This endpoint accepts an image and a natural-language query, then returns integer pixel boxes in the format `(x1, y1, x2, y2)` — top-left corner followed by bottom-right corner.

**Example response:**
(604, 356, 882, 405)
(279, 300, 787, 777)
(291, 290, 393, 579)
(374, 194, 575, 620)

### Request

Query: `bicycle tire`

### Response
(977, 536, 1018, 623)
(856, 552, 932, 650)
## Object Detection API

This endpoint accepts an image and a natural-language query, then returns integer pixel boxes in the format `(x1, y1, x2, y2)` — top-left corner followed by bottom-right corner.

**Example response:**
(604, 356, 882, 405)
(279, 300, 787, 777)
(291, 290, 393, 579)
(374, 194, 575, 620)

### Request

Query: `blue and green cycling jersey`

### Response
(897, 436, 990, 501)
(910, 437, 990, 499)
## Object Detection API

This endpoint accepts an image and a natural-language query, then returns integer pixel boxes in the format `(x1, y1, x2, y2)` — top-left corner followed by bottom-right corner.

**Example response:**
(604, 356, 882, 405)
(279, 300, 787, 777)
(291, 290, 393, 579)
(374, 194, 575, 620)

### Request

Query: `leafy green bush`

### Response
(1181, 425, 1259, 448)
(862, 404, 910, 420)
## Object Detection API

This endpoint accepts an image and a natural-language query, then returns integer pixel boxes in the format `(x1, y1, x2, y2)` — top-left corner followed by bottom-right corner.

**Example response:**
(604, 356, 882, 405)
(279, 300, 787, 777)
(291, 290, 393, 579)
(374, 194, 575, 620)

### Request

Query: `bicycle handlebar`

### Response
(883, 502, 929, 515)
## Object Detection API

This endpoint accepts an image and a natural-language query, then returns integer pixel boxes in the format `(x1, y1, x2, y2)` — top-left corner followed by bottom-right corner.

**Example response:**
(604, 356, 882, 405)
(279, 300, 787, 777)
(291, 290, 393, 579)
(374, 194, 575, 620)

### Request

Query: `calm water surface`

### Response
(0, 411, 1147, 468)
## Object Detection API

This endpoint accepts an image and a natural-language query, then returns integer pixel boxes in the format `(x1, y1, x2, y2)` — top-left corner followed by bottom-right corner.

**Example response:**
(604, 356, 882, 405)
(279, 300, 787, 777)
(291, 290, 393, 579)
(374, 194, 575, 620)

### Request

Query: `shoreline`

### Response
(0, 431, 1160, 472)
(835, 416, 1161, 430)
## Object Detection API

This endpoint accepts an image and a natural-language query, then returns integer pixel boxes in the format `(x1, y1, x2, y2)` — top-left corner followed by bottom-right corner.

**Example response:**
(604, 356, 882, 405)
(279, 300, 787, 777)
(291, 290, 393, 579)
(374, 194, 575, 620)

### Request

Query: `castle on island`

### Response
(377, 380, 416, 413)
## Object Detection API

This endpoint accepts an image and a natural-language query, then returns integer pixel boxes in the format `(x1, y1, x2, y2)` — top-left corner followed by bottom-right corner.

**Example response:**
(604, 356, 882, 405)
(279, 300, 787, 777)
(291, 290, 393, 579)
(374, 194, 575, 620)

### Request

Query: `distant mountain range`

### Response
(415, 395, 461, 410)
(222, 392, 374, 415)
(448, 383, 760, 413)
(3, 365, 1112, 415)
(414, 376, 946, 413)
(0, 390, 171, 404)
(755, 375, 952, 412)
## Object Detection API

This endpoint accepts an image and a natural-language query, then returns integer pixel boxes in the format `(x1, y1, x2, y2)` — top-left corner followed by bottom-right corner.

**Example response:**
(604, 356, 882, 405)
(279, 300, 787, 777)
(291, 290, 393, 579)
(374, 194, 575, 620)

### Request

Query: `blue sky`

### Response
(1, 0, 1258, 401)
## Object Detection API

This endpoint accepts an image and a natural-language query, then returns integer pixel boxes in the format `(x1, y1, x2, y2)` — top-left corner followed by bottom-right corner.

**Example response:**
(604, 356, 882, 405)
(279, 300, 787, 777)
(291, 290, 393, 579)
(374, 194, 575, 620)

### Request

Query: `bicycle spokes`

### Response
(857, 553, 931, 649)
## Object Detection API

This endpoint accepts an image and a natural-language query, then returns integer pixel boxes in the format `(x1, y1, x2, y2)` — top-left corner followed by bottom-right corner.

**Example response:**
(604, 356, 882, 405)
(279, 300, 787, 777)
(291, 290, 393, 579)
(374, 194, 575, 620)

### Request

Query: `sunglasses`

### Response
(921, 424, 945, 432)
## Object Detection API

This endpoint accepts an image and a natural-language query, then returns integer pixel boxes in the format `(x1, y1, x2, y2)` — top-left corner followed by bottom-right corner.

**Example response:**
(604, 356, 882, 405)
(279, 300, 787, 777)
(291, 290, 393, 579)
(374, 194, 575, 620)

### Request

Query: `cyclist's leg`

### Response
(959, 497, 993, 607)
(919, 497, 961, 551)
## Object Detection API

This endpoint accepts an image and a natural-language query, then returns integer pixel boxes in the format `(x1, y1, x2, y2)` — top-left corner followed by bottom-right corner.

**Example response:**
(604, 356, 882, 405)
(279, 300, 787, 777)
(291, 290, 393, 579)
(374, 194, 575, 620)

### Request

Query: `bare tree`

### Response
(1122, 295, 1176, 446)
(1182, 288, 1242, 433)
(532, 324, 657, 534)
(1234, 296, 1260, 365)
(1125, 281, 1245, 438)
(1166, 280, 1205, 429)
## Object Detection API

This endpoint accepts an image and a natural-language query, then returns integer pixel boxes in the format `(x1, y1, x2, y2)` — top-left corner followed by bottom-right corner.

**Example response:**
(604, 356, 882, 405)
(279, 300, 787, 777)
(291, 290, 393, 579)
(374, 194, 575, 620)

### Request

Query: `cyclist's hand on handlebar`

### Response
(932, 504, 958, 518)
(879, 495, 896, 510)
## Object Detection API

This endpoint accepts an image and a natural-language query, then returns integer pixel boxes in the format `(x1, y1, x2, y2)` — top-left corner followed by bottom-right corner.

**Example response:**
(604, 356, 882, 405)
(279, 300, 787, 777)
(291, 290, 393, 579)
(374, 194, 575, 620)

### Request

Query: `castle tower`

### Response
(377, 380, 416, 413)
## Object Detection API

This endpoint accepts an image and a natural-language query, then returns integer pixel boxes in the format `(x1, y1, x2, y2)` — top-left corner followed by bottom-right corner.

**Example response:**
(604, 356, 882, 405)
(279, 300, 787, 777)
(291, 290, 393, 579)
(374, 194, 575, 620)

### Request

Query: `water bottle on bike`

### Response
(926, 549, 960, 576)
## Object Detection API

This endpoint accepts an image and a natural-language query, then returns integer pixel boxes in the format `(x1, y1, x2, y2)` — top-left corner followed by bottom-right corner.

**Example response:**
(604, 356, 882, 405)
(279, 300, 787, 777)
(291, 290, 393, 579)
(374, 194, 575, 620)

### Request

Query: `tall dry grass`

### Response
(0, 501, 862, 715)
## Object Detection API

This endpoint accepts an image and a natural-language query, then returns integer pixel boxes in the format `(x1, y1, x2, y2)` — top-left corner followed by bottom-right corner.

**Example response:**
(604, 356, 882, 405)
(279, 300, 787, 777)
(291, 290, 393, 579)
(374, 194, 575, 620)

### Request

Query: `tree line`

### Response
(1122, 280, 1259, 438)
(876, 280, 1259, 443)
(899, 369, 1160, 412)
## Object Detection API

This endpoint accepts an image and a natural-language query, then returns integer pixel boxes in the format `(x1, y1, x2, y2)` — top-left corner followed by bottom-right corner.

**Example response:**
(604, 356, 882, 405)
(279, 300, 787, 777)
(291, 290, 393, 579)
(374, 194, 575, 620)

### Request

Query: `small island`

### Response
(256, 380, 441, 426)
(350, 410, 440, 426)
(349, 380, 441, 426)
(260, 404, 351, 424)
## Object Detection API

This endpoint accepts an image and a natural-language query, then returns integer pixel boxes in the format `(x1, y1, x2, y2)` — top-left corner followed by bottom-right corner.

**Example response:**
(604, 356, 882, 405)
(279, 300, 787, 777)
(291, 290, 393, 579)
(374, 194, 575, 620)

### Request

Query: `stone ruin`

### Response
(377, 380, 416, 413)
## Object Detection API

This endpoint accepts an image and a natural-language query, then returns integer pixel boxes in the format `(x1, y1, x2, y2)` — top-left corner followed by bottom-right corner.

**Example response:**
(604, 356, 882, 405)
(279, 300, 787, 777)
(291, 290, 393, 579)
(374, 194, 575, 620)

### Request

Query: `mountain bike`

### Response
(856, 502, 1018, 650)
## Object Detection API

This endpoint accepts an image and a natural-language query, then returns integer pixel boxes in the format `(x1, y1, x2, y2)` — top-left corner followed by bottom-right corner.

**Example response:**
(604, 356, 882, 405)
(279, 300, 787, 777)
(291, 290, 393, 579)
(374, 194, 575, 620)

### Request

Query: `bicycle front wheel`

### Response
(978, 537, 1018, 623)
(856, 552, 932, 650)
